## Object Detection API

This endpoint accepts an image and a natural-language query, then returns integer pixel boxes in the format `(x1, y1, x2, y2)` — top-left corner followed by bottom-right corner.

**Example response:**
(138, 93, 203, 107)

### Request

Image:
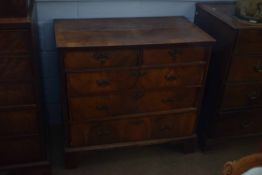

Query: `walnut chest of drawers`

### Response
(195, 2, 262, 147)
(55, 16, 214, 168)
(0, 1, 49, 174)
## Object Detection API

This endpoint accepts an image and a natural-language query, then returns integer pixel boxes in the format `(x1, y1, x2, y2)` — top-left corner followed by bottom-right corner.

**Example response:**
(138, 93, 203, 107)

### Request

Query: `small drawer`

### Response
(63, 48, 139, 70)
(0, 137, 43, 165)
(67, 65, 205, 95)
(68, 88, 199, 121)
(228, 55, 262, 82)
(0, 30, 30, 53)
(0, 55, 33, 82)
(213, 109, 262, 137)
(234, 30, 262, 54)
(143, 46, 207, 65)
(151, 111, 196, 139)
(0, 109, 39, 136)
(221, 83, 262, 109)
(68, 111, 197, 147)
(0, 83, 35, 106)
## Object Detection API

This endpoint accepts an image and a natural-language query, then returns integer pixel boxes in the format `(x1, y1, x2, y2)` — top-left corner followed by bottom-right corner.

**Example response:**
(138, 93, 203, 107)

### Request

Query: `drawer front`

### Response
(0, 30, 30, 53)
(69, 88, 199, 121)
(0, 83, 35, 106)
(228, 55, 262, 82)
(63, 48, 139, 70)
(151, 111, 196, 139)
(0, 109, 39, 136)
(221, 83, 262, 109)
(67, 65, 205, 95)
(0, 137, 43, 165)
(234, 30, 262, 54)
(0, 56, 33, 82)
(0, 0, 28, 17)
(68, 111, 196, 147)
(213, 109, 262, 137)
(143, 46, 207, 65)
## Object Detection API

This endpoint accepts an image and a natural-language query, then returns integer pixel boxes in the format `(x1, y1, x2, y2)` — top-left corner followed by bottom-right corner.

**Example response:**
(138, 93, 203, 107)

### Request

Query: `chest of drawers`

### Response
(195, 2, 262, 148)
(0, 2, 49, 175)
(55, 17, 214, 168)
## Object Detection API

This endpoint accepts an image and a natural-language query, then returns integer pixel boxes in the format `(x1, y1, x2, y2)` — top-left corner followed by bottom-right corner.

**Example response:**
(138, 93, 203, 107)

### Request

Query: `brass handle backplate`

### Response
(255, 65, 262, 73)
(96, 79, 111, 87)
(96, 128, 112, 136)
(168, 48, 181, 60)
(96, 104, 109, 111)
(128, 120, 144, 125)
(162, 97, 176, 104)
(94, 52, 109, 64)
(130, 71, 146, 77)
(165, 75, 177, 81)
(241, 120, 254, 129)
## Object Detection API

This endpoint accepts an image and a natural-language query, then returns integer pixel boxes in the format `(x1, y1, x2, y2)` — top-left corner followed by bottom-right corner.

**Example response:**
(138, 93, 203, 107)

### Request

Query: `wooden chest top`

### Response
(55, 16, 215, 48)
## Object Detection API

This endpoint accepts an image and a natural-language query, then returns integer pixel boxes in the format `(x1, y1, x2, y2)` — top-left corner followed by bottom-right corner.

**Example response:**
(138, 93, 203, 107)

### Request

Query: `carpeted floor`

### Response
(49, 126, 261, 175)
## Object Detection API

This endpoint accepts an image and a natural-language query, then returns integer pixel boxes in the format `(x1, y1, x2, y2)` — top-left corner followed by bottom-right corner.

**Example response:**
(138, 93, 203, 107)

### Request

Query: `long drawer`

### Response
(228, 55, 262, 82)
(0, 109, 39, 136)
(0, 30, 30, 54)
(0, 55, 33, 82)
(221, 83, 262, 110)
(68, 88, 200, 121)
(0, 136, 43, 165)
(67, 65, 205, 95)
(68, 111, 197, 147)
(213, 108, 262, 137)
(0, 83, 35, 106)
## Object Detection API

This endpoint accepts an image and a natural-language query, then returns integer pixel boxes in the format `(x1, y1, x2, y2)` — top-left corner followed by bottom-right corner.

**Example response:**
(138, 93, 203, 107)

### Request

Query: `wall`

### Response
(35, 0, 233, 124)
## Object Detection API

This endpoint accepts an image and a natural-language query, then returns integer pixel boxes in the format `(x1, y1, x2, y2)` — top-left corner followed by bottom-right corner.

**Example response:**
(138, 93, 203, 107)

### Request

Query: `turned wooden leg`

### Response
(182, 138, 196, 153)
(64, 152, 78, 169)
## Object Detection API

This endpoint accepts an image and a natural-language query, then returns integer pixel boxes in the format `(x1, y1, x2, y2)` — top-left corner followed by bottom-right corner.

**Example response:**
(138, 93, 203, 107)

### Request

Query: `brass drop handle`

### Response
(165, 75, 177, 81)
(97, 128, 111, 136)
(241, 120, 254, 129)
(247, 92, 259, 103)
(94, 52, 109, 64)
(130, 71, 146, 77)
(159, 125, 170, 132)
(168, 48, 181, 60)
(162, 97, 176, 104)
(96, 104, 109, 111)
(133, 91, 144, 99)
(255, 64, 262, 73)
(128, 120, 144, 125)
(249, 95, 258, 101)
(96, 79, 111, 87)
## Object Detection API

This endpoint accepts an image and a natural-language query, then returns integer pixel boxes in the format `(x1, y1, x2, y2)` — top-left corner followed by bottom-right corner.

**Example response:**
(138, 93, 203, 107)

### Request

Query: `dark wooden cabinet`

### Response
(0, 0, 31, 18)
(194, 2, 262, 147)
(0, 1, 50, 175)
(55, 17, 214, 168)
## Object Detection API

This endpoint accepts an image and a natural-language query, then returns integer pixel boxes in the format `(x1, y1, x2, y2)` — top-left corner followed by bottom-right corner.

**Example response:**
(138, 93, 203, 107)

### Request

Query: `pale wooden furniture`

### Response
(223, 153, 262, 175)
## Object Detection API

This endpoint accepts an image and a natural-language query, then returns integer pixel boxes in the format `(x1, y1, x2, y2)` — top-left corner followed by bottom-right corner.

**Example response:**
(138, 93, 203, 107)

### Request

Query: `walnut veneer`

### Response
(55, 16, 215, 168)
